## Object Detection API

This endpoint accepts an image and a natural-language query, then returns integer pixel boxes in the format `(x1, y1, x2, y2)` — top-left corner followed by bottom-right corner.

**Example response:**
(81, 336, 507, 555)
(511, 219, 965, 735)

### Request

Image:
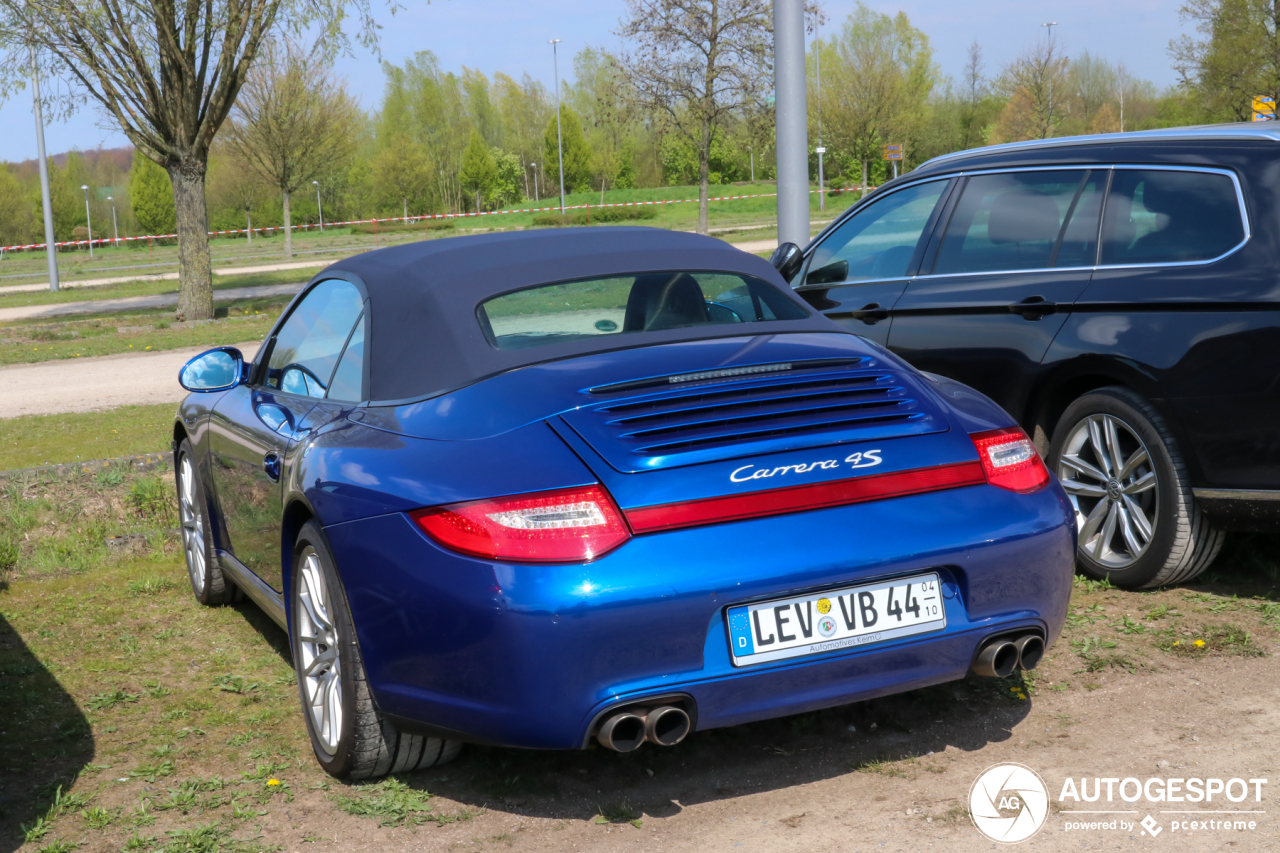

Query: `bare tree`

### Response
(961, 41, 987, 150)
(991, 38, 1069, 142)
(0, 0, 383, 320)
(614, 0, 772, 234)
(224, 41, 359, 258)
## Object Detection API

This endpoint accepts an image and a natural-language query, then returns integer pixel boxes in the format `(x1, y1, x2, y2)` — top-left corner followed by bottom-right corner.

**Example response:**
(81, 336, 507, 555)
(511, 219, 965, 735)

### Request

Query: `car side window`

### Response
(803, 179, 948, 286)
(1100, 169, 1244, 265)
(326, 312, 366, 402)
(264, 279, 363, 398)
(933, 170, 1104, 274)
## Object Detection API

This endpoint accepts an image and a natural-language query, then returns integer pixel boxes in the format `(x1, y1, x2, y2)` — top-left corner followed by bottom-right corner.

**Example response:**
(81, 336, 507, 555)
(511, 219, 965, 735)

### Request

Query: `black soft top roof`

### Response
(311, 226, 834, 404)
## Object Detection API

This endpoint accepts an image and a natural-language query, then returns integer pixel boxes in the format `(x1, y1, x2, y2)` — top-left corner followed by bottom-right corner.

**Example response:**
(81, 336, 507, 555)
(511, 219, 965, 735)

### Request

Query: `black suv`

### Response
(777, 124, 1279, 589)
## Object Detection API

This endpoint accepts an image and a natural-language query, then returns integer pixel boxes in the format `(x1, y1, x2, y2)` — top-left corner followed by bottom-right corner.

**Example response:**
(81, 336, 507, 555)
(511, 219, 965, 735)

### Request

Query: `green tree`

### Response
(372, 137, 434, 220)
(1172, 0, 1280, 120)
(544, 104, 592, 196)
(0, 165, 32, 246)
(129, 155, 177, 235)
(491, 148, 524, 207)
(459, 129, 497, 210)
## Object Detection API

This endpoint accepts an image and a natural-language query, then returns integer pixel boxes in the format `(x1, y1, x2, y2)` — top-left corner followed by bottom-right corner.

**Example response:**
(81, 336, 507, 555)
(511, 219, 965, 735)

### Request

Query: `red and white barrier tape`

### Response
(0, 187, 865, 254)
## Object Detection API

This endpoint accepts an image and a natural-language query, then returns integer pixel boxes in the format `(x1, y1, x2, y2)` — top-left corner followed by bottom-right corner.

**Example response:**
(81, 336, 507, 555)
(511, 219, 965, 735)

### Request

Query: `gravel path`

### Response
(0, 341, 262, 419)
(0, 258, 330, 295)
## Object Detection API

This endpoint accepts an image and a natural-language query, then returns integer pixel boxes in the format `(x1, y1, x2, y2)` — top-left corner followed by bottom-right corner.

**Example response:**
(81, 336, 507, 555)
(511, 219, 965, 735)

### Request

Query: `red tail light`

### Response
(411, 485, 631, 563)
(971, 427, 1050, 493)
(624, 461, 986, 534)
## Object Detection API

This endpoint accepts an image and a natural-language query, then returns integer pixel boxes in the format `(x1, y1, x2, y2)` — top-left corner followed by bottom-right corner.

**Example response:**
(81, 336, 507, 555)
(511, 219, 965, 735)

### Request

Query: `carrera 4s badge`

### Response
(730, 449, 883, 483)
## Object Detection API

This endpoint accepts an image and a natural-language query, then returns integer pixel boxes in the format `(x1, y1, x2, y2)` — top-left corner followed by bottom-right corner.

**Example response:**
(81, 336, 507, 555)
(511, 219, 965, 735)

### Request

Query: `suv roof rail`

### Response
(917, 122, 1280, 171)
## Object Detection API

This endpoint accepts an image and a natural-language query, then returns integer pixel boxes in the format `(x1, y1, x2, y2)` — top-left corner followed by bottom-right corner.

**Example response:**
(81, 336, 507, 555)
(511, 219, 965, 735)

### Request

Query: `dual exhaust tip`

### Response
(972, 634, 1044, 678)
(597, 705, 691, 752)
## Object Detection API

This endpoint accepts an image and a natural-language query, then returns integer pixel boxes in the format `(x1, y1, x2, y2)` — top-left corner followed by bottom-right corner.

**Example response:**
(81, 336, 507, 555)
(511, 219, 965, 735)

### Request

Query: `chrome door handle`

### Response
(262, 452, 281, 483)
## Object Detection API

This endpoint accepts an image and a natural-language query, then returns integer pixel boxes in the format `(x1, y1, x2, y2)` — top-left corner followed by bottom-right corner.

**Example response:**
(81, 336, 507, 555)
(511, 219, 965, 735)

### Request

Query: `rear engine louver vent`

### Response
(562, 364, 949, 472)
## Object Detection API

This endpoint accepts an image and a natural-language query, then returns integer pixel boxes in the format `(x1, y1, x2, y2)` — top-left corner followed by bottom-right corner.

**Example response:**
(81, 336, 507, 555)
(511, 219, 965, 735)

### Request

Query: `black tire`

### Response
(1047, 387, 1223, 589)
(290, 521, 462, 779)
(176, 439, 236, 606)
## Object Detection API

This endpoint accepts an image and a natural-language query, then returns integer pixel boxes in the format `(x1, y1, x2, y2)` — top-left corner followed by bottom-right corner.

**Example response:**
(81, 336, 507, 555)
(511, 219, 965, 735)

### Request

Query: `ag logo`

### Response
(969, 762, 1049, 843)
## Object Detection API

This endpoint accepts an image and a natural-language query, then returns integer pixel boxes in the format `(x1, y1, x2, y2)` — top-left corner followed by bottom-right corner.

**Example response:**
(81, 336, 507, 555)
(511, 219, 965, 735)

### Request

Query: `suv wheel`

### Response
(1048, 387, 1223, 589)
(290, 521, 462, 778)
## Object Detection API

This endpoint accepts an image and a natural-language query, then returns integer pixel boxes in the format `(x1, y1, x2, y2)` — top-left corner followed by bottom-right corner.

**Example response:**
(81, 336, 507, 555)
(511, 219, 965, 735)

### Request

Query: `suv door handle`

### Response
(851, 302, 890, 324)
(1008, 296, 1057, 319)
(262, 452, 281, 483)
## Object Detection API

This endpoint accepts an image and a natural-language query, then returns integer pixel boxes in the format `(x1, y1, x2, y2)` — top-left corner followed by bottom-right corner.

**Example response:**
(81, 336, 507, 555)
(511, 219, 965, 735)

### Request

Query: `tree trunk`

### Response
(697, 125, 711, 235)
(246, 211, 252, 244)
(282, 188, 293, 259)
(861, 160, 868, 199)
(169, 160, 214, 322)
(402, 197, 407, 223)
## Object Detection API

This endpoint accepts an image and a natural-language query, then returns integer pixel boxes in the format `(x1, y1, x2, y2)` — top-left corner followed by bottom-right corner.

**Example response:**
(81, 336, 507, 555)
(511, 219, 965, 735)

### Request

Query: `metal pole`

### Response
(30, 44, 59, 292)
(313, 181, 324, 231)
(1042, 22, 1057, 135)
(108, 196, 118, 246)
(550, 39, 566, 214)
(773, 0, 809, 246)
(750, 147, 755, 183)
(533, 162, 540, 201)
(81, 185, 93, 258)
(816, 147, 826, 211)
(815, 15, 823, 211)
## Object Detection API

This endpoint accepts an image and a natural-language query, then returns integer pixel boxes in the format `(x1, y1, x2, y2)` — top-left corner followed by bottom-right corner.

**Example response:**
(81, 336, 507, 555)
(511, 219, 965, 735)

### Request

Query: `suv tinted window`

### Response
(934, 170, 1104, 274)
(265, 279, 364, 397)
(804, 180, 947, 285)
(1100, 169, 1243, 265)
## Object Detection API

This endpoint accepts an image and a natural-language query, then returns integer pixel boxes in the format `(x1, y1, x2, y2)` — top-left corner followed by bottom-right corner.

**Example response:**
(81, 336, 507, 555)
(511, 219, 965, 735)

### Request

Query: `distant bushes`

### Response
(530, 206, 657, 228)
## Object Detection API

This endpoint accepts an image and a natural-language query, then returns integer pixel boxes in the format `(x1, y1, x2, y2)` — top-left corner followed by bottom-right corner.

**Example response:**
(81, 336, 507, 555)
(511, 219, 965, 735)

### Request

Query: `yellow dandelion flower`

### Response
(145, 346, 152, 350)
(1173, 640, 1180, 646)
(1017, 693, 1027, 700)
(266, 778, 281, 787)
(1194, 639, 1206, 647)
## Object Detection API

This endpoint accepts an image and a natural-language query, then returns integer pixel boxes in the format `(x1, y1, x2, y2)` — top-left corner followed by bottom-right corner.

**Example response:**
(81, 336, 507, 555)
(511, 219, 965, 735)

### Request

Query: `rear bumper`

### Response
(323, 482, 1074, 750)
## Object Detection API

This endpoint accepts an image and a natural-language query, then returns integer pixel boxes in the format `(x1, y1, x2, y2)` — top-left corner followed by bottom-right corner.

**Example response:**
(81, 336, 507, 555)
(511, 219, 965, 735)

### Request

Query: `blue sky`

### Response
(0, 0, 1189, 163)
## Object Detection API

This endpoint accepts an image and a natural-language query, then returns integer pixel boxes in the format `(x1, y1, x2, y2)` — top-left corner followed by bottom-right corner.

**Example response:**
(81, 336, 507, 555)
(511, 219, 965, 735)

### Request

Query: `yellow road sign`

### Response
(882, 143, 904, 161)
(1253, 96, 1275, 122)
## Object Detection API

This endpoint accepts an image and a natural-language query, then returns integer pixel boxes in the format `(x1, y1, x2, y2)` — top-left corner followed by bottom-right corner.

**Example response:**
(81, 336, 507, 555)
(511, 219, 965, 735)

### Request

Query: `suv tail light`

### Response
(411, 485, 631, 563)
(971, 427, 1050, 493)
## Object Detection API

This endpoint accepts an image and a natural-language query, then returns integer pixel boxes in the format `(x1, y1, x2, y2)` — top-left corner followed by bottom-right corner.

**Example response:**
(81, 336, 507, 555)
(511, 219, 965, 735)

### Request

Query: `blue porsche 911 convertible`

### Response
(174, 227, 1074, 779)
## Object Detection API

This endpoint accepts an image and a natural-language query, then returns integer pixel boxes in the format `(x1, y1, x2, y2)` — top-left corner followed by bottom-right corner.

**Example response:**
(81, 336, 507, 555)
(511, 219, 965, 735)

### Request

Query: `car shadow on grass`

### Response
(374, 673, 1032, 825)
(0, 609, 95, 853)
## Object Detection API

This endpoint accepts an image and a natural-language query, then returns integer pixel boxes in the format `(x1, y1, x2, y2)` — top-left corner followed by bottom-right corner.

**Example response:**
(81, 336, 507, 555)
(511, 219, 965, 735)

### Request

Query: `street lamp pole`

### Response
(1042, 22, 1058, 135)
(815, 14, 824, 211)
(29, 43, 59, 292)
(81, 184, 94, 258)
(773, 0, 809, 247)
(549, 39, 566, 214)
(107, 196, 119, 247)
(313, 180, 324, 232)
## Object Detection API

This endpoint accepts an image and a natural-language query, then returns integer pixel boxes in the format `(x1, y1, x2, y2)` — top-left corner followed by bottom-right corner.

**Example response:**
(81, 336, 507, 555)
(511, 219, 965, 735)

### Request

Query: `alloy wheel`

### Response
(297, 549, 343, 754)
(178, 455, 207, 592)
(1056, 414, 1158, 570)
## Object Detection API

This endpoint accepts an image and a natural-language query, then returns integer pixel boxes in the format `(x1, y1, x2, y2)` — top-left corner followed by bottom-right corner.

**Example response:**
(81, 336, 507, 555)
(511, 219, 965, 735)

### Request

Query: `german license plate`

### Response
(726, 573, 945, 666)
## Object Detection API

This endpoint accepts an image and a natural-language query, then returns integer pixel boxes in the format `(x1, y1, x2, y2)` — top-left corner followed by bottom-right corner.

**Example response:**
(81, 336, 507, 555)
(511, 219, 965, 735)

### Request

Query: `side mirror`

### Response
(179, 347, 246, 392)
(805, 259, 849, 286)
(769, 242, 805, 283)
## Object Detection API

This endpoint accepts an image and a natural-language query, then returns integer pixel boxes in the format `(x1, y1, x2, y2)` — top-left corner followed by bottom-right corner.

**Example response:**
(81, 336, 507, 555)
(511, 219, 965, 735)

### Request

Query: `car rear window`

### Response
(477, 272, 810, 350)
(1100, 169, 1244, 265)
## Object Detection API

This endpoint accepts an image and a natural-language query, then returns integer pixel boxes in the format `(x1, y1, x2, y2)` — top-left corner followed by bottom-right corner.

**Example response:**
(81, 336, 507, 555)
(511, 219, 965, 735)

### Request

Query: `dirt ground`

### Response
(2, 467, 1278, 853)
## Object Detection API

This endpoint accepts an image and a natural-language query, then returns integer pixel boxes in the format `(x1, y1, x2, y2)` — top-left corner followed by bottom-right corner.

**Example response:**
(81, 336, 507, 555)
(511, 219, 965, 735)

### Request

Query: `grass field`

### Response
(0, 182, 851, 287)
(0, 405, 176, 471)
